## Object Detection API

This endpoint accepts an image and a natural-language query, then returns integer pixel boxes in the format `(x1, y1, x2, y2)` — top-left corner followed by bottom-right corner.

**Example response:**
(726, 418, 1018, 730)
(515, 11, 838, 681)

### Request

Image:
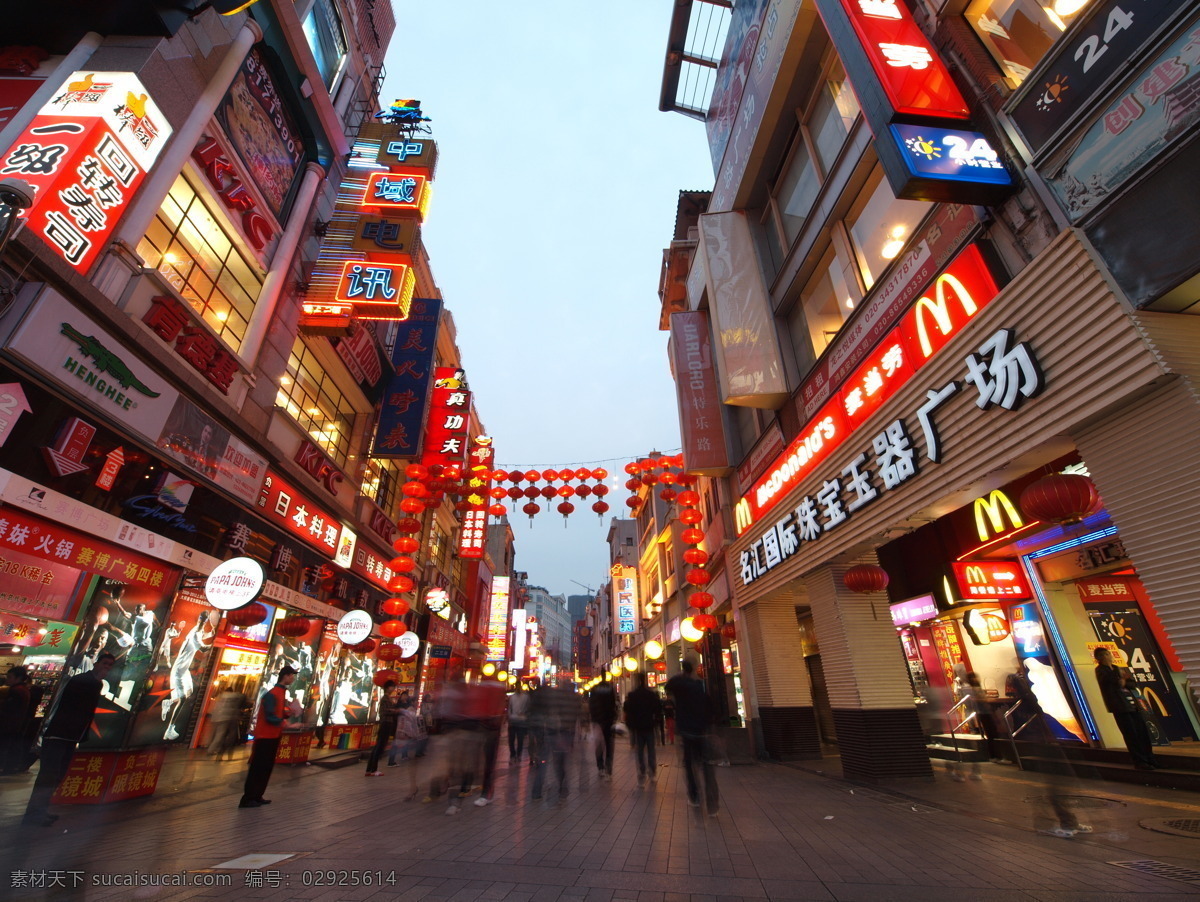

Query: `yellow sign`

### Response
(973, 489, 1023, 542)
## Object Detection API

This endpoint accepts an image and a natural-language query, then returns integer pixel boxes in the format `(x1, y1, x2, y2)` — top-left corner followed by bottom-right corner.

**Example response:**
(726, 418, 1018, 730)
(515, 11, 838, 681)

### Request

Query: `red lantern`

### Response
(226, 602, 267, 628)
(659, 471, 677, 485)
(377, 643, 404, 662)
(557, 485, 574, 498)
(443, 465, 461, 479)
(401, 481, 428, 498)
(507, 486, 524, 500)
(392, 536, 419, 554)
(677, 474, 697, 487)
(404, 463, 429, 481)
(522, 501, 540, 519)
(488, 503, 506, 517)
(641, 473, 658, 486)
(351, 639, 376, 654)
(625, 497, 641, 509)
(390, 556, 417, 573)
(276, 616, 310, 638)
(592, 468, 608, 480)
(694, 613, 718, 631)
(509, 470, 524, 484)
(557, 501, 575, 520)
(489, 486, 507, 500)
(540, 485, 557, 499)
(624, 462, 640, 475)
(524, 470, 541, 482)
(681, 527, 704, 544)
(679, 508, 702, 525)
(677, 490, 700, 506)
(524, 486, 540, 499)
(454, 500, 472, 513)
(380, 619, 408, 638)
(400, 497, 424, 514)
(543, 468, 559, 481)
(491, 469, 508, 482)
(721, 623, 737, 641)
(397, 517, 422, 534)
(639, 458, 656, 472)
(382, 597, 410, 616)
(683, 548, 709, 566)
(576, 484, 592, 498)
(659, 488, 677, 503)
(624, 477, 642, 491)
(423, 498, 441, 511)
(575, 467, 591, 480)
(1019, 473, 1101, 524)
(593, 483, 609, 497)
(373, 669, 399, 686)
(592, 500, 610, 518)
(690, 591, 714, 609)
(685, 568, 711, 587)
(389, 574, 415, 594)
(843, 564, 890, 593)
(653, 661, 667, 672)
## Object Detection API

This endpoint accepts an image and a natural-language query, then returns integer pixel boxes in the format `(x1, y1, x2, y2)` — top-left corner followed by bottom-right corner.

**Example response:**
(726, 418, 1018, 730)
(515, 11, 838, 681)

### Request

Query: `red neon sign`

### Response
(838, 0, 969, 120)
(738, 244, 1000, 533)
(952, 561, 1032, 599)
(333, 259, 415, 321)
(362, 171, 431, 217)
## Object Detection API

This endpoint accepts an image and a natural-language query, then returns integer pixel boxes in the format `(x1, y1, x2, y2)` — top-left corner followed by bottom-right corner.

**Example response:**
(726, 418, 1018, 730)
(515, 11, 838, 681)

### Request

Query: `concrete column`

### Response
(0, 33, 103, 153)
(741, 594, 821, 760)
(238, 162, 326, 367)
(806, 562, 933, 781)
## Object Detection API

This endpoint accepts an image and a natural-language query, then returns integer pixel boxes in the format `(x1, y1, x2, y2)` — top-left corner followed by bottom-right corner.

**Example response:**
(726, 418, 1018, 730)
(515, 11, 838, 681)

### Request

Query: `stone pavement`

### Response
(2, 734, 1200, 901)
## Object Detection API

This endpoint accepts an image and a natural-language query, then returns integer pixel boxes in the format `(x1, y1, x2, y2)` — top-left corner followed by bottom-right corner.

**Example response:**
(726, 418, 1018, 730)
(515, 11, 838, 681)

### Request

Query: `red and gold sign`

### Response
(255, 469, 343, 557)
(457, 436, 494, 559)
(421, 367, 471, 471)
(51, 749, 165, 805)
(332, 259, 416, 322)
(952, 560, 1032, 600)
(362, 171, 432, 220)
(1, 71, 171, 273)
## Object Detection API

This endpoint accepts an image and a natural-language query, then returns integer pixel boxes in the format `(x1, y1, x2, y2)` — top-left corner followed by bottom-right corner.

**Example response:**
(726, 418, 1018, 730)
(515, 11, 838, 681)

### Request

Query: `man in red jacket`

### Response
(239, 666, 297, 809)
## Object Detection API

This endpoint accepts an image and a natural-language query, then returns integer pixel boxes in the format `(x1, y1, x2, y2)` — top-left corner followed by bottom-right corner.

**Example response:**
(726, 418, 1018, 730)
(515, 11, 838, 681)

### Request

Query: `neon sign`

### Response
(888, 125, 1012, 190)
(334, 260, 416, 321)
(363, 171, 432, 220)
(952, 561, 1032, 599)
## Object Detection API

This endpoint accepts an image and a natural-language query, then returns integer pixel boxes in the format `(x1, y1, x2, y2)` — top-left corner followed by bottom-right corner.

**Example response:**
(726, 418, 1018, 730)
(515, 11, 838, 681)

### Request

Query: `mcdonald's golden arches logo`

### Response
(973, 489, 1023, 542)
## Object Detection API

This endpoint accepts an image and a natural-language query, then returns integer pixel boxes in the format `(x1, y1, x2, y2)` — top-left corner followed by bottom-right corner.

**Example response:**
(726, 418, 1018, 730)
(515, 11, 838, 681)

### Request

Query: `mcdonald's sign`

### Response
(899, 244, 1000, 363)
(972, 489, 1024, 543)
(952, 560, 1031, 599)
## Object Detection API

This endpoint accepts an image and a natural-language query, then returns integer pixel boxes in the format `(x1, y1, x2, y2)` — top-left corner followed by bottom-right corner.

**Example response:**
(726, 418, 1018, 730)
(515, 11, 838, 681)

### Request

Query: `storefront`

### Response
(728, 229, 1200, 780)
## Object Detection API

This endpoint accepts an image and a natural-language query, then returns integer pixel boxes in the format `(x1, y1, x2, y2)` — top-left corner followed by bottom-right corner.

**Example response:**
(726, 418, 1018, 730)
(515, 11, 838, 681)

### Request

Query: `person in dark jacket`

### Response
(588, 681, 618, 777)
(365, 681, 401, 776)
(1094, 647, 1159, 770)
(23, 653, 115, 826)
(623, 672, 662, 784)
(665, 658, 719, 815)
(0, 665, 32, 774)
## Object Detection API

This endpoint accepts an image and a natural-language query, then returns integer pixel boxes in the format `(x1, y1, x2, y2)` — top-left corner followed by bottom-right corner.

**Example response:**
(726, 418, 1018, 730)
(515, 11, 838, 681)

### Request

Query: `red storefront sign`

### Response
(51, 749, 164, 805)
(421, 367, 471, 470)
(350, 543, 394, 591)
(293, 439, 344, 496)
(0, 71, 171, 273)
(457, 439, 493, 559)
(255, 470, 341, 557)
(333, 259, 416, 321)
(952, 560, 1032, 599)
(669, 311, 730, 473)
(191, 135, 275, 251)
(362, 170, 431, 219)
(141, 294, 241, 394)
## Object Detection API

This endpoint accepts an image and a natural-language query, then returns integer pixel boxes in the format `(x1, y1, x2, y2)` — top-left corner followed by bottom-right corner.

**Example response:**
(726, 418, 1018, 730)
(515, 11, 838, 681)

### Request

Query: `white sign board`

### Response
(205, 557, 265, 610)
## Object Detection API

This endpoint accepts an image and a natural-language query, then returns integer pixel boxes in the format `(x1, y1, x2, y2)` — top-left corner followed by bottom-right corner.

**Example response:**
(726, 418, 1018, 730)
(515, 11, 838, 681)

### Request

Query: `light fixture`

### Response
(496, 670, 508, 681)
(680, 616, 705, 642)
(644, 639, 663, 659)
(481, 662, 496, 676)
(1052, 0, 1089, 16)
(844, 298, 855, 310)
(624, 656, 638, 672)
(881, 225, 907, 260)
(0, 178, 33, 261)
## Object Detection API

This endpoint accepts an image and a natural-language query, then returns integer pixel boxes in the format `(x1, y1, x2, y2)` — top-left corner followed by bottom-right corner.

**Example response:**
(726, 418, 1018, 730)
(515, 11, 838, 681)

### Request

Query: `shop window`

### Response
(847, 168, 929, 290)
(965, 0, 1085, 87)
(730, 405, 760, 461)
(303, 0, 348, 89)
(774, 135, 821, 245)
(275, 337, 357, 468)
(787, 246, 857, 360)
(810, 60, 860, 174)
(137, 175, 261, 353)
(361, 457, 401, 519)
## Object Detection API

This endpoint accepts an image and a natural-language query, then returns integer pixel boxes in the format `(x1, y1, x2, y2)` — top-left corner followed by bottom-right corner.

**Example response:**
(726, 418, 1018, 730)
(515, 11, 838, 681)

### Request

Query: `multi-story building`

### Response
(657, 0, 1200, 784)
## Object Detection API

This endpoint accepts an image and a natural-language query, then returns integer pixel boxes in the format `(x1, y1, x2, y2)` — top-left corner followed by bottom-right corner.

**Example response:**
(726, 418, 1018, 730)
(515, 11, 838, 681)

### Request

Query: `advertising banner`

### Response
(420, 367, 471, 471)
(669, 311, 730, 473)
(373, 298, 440, 458)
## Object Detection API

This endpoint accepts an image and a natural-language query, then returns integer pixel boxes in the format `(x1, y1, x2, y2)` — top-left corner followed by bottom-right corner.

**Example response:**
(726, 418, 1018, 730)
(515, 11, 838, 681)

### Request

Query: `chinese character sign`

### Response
(485, 576, 510, 663)
(669, 311, 730, 473)
(373, 297, 441, 458)
(421, 367, 471, 470)
(951, 560, 1032, 599)
(1, 71, 171, 272)
(363, 171, 432, 220)
(457, 438, 494, 560)
(613, 566, 638, 635)
(255, 470, 343, 557)
(334, 260, 416, 321)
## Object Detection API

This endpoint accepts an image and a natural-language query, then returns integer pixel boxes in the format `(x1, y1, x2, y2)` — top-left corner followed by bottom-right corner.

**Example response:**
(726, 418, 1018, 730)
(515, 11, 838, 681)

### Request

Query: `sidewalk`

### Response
(3, 734, 1200, 901)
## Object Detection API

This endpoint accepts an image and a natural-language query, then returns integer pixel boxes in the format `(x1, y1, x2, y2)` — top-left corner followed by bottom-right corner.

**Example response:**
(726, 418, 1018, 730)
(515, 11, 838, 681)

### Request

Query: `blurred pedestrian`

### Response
(0, 665, 32, 774)
(470, 681, 507, 807)
(530, 682, 579, 802)
(654, 690, 666, 745)
(23, 654, 115, 826)
(588, 680, 618, 778)
(1094, 648, 1159, 770)
(239, 666, 297, 809)
(393, 703, 424, 798)
(662, 692, 675, 744)
(623, 672, 661, 785)
(507, 684, 530, 762)
(365, 681, 401, 776)
(207, 687, 246, 761)
(666, 658, 719, 815)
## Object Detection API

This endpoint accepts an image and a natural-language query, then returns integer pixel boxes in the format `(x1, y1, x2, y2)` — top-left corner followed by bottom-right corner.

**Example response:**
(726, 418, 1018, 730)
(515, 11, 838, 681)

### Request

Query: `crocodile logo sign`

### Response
(60, 322, 161, 398)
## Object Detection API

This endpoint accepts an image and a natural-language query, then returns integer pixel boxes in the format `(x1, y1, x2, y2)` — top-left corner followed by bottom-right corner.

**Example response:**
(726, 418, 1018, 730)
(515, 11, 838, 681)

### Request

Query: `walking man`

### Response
(623, 672, 662, 785)
(239, 665, 297, 808)
(665, 658, 719, 816)
(588, 679, 618, 778)
(23, 653, 115, 826)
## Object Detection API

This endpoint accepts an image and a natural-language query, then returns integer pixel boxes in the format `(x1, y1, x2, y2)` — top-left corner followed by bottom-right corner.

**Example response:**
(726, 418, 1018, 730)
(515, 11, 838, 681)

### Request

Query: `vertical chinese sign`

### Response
(1, 71, 172, 272)
(668, 311, 729, 474)
(421, 366, 471, 472)
(612, 564, 638, 635)
(373, 297, 441, 458)
(457, 435, 494, 559)
(484, 576, 510, 663)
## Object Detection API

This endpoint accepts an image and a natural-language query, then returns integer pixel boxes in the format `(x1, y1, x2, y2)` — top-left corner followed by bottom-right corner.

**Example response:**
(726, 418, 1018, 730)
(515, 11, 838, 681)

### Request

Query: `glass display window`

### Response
(275, 337, 358, 467)
(965, 0, 1085, 87)
(847, 168, 929, 290)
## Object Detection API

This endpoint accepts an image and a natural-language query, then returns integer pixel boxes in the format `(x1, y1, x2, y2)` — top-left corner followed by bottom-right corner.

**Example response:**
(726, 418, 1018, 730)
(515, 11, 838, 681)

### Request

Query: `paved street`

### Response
(3, 737, 1200, 901)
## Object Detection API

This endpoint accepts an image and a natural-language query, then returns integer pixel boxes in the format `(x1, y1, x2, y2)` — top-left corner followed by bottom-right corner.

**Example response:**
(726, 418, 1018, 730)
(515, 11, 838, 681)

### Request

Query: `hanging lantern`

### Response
(377, 643, 404, 662)
(524, 469, 541, 482)
(557, 501, 575, 522)
(489, 486, 507, 500)
(640, 473, 658, 486)
(226, 602, 267, 628)
(488, 503, 506, 517)
(454, 500, 472, 512)
(679, 508, 703, 525)
(680, 616, 705, 642)
(624, 462, 640, 475)
(390, 556, 417, 573)
(677, 474, 697, 487)
(677, 490, 700, 506)
(540, 485, 556, 499)
(397, 517, 422, 534)
(659, 471, 677, 485)
(593, 483, 610, 497)
(575, 467, 591, 480)
(576, 484, 592, 498)
(659, 488, 677, 503)
(721, 622, 737, 641)
(843, 564, 890, 593)
(685, 568, 712, 586)
(639, 458, 656, 472)
(625, 497, 641, 509)
(522, 501, 540, 521)
(275, 616, 310, 638)
(694, 613, 718, 631)
(491, 469, 508, 482)
(681, 527, 704, 544)
(509, 470, 524, 484)
(428, 464, 444, 476)
(624, 477, 642, 491)
(683, 547, 709, 566)
(380, 619, 408, 638)
(400, 497, 425, 514)
(542, 468, 559, 481)
(388, 574, 415, 594)
(592, 500, 610, 518)
(1019, 472, 1101, 524)
(401, 481, 428, 498)
(381, 597, 410, 617)
(524, 486, 540, 499)
(426, 478, 445, 493)
(444, 465, 461, 479)
(507, 486, 523, 501)
(690, 590, 714, 609)
(404, 463, 429, 481)
(422, 498, 441, 511)
(392, 536, 419, 554)
(351, 638, 376, 654)
(373, 669, 399, 686)
(557, 485, 574, 498)
(653, 661, 667, 673)
(592, 467, 608, 480)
